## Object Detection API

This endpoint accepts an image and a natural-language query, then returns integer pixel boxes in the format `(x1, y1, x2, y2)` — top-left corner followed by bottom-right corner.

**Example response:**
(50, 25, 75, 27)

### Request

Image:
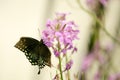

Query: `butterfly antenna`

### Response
(38, 28, 41, 39)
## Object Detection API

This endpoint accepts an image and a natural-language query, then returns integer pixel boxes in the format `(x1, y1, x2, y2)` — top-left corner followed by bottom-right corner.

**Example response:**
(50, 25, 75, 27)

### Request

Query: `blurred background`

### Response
(0, 0, 120, 80)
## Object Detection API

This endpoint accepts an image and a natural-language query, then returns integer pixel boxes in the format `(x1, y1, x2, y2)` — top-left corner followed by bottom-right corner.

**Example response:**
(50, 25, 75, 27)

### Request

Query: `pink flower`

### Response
(42, 28, 54, 47)
(54, 49, 60, 57)
(61, 48, 67, 54)
(72, 47, 78, 54)
(42, 13, 79, 56)
(64, 59, 73, 71)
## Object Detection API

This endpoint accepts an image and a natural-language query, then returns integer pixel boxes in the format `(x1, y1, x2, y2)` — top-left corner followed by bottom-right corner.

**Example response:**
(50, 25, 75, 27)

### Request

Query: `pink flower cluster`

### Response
(42, 13, 79, 57)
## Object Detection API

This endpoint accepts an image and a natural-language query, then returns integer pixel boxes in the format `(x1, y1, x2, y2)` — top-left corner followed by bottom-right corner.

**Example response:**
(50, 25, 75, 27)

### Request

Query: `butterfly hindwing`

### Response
(39, 40, 51, 67)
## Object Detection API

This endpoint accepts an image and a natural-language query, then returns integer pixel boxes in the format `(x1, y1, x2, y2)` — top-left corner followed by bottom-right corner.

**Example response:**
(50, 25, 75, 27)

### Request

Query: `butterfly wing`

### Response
(15, 37, 51, 74)
(39, 40, 51, 67)
(14, 37, 40, 65)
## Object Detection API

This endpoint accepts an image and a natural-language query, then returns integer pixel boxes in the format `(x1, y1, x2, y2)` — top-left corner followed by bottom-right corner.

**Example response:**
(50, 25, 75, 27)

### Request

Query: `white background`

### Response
(0, 0, 120, 80)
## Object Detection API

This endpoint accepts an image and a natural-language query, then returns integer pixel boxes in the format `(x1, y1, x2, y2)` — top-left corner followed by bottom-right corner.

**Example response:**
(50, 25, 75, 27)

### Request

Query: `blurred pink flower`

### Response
(100, 0, 108, 6)
(81, 41, 106, 72)
(105, 43, 114, 53)
(96, 53, 105, 64)
(94, 42, 106, 64)
(108, 73, 120, 80)
(87, 0, 98, 5)
(86, 0, 108, 8)
(94, 71, 101, 80)
(81, 54, 95, 72)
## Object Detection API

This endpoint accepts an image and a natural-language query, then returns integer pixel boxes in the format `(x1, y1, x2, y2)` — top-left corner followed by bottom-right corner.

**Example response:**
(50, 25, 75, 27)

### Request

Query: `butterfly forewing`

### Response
(15, 37, 40, 65)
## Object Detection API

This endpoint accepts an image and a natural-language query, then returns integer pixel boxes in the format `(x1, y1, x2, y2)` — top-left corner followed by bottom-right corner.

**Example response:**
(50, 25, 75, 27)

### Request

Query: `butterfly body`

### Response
(14, 37, 51, 74)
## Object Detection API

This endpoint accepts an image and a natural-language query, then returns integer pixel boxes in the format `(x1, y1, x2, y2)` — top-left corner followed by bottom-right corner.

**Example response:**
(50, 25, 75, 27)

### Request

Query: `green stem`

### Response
(81, 72, 86, 80)
(57, 38, 63, 80)
(65, 54, 70, 80)
(77, 0, 120, 45)
(58, 56, 63, 80)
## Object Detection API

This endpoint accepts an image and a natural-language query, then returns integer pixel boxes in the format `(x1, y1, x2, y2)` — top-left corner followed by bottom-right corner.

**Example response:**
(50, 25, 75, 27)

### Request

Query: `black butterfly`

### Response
(14, 37, 51, 74)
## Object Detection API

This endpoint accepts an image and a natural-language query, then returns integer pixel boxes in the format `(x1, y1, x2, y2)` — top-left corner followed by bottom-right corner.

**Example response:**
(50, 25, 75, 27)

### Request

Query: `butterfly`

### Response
(14, 37, 51, 74)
